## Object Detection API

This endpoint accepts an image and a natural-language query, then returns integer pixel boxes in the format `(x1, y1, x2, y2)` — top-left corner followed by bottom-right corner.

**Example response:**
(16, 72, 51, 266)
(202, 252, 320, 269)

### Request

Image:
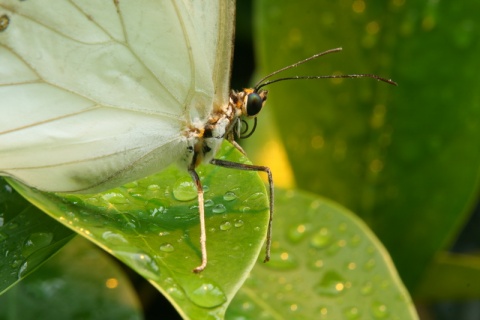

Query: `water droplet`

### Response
(160, 243, 174, 252)
(310, 227, 333, 249)
(264, 248, 298, 270)
(223, 191, 237, 201)
(361, 281, 374, 295)
(0, 231, 8, 241)
(314, 271, 346, 297)
(363, 258, 376, 271)
(349, 234, 361, 247)
(204, 199, 214, 207)
(22, 232, 54, 258)
(17, 260, 29, 278)
(288, 223, 309, 243)
(185, 281, 227, 308)
(117, 251, 160, 281)
(219, 221, 232, 231)
(240, 206, 251, 212)
(343, 307, 361, 319)
(102, 192, 127, 204)
(172, 177, 197, 201)
(212, 204, 226, 214)
(371, 301, 389, 318)
(234, 220, 244, 228)
(102, 231, 129, 245)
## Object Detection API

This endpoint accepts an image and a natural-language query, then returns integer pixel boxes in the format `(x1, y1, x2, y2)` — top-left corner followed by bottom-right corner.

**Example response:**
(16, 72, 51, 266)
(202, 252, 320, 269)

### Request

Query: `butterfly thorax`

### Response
(184, 89, 264, 170)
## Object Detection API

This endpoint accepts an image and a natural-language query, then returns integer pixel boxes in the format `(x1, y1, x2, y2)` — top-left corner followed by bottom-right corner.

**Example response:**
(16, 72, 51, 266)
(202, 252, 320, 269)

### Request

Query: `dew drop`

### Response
(212, 204, 226, 214)
(264, 248, 298, 270)
(234, 219, 244, 228)
(371, 301, 389, 319)
(117, 251, 160, 281)
(0, 231, 8, 241)
(160, 243, 174, 252)
(204, 199, 214, 207)
(361, 281, 374, 295)
(17, 260, 29, 278)
(102, 231, 129, 245)
(310, 227, 333, 249)
(343, 306, 361, 319)
(314, 271, 346, 297)
(185, 281, 227, 308)
(219, 221, 232, 231)
(240, 206, 251, 212)
(223, 191, 237, 201)
(21, 232, 54, 258)
(363, 258, 376, 271)
(172, 177, 197, 201)
(102, 192, 127, 204)
(287, 223, 308, 243)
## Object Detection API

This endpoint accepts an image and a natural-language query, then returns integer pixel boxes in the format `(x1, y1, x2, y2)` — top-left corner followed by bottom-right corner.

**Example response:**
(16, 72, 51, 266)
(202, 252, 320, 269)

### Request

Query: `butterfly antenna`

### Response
(254, 47, 397, 90)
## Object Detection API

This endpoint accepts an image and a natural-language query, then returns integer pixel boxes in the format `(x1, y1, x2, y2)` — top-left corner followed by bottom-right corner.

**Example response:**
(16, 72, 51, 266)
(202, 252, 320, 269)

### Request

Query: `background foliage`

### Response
(1, 0, 479, 319)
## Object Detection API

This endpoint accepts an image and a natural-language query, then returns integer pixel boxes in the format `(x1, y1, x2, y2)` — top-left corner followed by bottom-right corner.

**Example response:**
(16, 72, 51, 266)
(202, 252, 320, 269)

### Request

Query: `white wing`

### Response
(0, 0, 235, 193)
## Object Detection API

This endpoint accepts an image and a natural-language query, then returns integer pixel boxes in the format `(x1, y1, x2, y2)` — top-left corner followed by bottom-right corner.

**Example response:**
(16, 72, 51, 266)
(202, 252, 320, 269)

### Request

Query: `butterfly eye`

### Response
(246, 92, 266, 117)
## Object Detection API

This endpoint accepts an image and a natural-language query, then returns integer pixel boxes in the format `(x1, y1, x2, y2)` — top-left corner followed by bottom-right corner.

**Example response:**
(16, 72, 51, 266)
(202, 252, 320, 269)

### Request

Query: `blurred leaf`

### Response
(0, 237, 142, 320)
(227, 189, 418, 319)
(254, 0, 480, 290)
(6, 142, 269, 320)
(416, 252, 480, 301)
(0, 178, 74, 294)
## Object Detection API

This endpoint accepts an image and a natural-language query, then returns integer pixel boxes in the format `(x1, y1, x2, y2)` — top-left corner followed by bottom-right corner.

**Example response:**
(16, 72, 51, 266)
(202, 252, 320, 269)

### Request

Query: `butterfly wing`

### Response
(0, 0, 235, 193)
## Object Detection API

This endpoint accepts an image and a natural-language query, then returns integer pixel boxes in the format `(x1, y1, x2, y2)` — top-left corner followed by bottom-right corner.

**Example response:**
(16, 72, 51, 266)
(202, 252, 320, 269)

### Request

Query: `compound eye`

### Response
(246, 92, 265, 117)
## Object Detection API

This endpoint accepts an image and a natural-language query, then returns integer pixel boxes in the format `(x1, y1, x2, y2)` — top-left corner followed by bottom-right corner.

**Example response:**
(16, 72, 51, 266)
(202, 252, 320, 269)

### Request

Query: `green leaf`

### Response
(416, 252, 480, 301)
(0, 237, 142, 319)
(6, 141, 269, 319)
(0, 178, 75, 294)
(227, 189, 418, 320)
(254, 0, 480, 290)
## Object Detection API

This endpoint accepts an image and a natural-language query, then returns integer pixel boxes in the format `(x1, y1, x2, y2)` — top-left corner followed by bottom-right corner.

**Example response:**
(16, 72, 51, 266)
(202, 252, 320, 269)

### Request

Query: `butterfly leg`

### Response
(189, 169, 208, 273)
(210, 159, 273, 263)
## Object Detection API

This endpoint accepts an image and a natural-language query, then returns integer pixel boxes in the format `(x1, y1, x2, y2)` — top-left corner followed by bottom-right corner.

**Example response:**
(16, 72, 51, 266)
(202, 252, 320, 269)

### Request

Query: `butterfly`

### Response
(0, 0, 395, 272)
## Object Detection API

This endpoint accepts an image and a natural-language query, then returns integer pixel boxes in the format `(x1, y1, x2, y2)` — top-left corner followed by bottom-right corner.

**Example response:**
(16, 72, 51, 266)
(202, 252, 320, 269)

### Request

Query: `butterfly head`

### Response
(241, 88, 268, 118)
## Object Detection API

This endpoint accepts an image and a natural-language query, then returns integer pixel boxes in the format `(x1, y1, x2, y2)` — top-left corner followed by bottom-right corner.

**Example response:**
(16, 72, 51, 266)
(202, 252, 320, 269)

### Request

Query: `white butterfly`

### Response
(0, 0, 274, 273)
(0, 0, 395, 272)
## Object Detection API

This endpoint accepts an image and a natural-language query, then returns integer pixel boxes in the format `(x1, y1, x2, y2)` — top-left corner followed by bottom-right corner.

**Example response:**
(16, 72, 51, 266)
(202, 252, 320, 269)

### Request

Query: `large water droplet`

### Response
(160, 243, 174, 252)
(234, 219, 244, 228)
(117, 251, 160, 281)
(219, 221, 232, 231)
(314, 271, 346, 297)
(310, 227, 333, 249)
(223, 191, 237, 201)
(212, 204, 226, 214)
(185, 281, 227, 308)
(172, 177, 197, 201)
(204, 199, 214, 207)
(21, 232, 53, 258)
(102, 231, 129, 245)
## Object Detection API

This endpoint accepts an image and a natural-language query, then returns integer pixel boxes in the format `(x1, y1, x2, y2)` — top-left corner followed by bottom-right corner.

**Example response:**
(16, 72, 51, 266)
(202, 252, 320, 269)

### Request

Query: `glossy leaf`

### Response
(227, 189, 418, 319)
(254, 0, 480, 290)
(7, 142, 269, 320)
(0, 237, 142, 319)
(0, 178, 74, 294)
